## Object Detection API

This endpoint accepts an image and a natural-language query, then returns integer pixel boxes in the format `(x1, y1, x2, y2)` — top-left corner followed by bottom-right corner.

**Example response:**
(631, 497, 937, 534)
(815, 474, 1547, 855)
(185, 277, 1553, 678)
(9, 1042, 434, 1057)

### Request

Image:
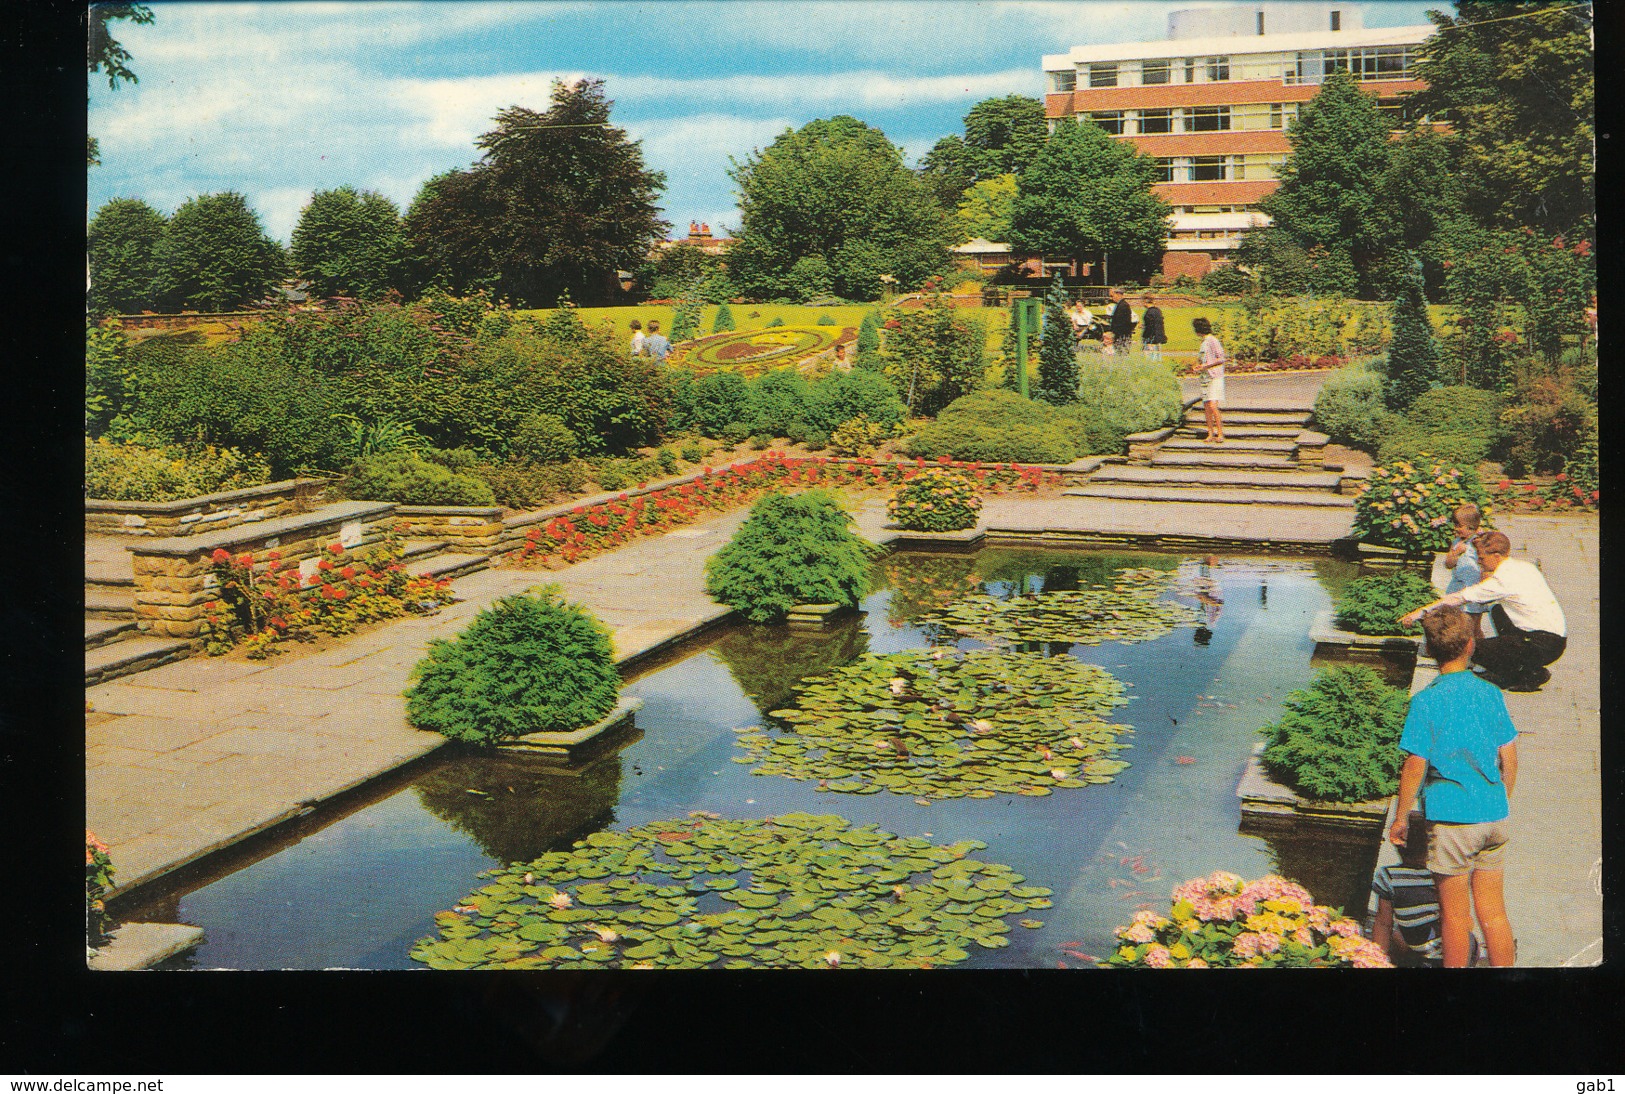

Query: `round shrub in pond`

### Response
(704, 490, 877, 623)
(1333, 569, 1438, 636)
(888, 467, 981, 532)
(410, 813, 1052, 969)
(917, 567, 1196, 647)
(1351, 457, 1490, 553)
(734, 648, 1133, 799)
(345, 452, 496, 506)
(405, 586, 620, 745)
(1259, 665, 1409, 803)
(1104, 872, 1391, 968)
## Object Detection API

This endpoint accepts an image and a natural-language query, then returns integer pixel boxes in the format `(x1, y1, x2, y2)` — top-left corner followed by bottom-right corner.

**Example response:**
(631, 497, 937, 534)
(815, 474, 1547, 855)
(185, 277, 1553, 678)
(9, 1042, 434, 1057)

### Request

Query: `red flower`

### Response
(268, 616, 286, 629)
(340, 566, 357, 579)
(211, 548, 231, 564)
(1556, 472, 1568, 482)
(328, 543, 344, 555)
(1498, 479, 1512, 490)
(318, 559, 333, 571)
(266, 550, 282, 561)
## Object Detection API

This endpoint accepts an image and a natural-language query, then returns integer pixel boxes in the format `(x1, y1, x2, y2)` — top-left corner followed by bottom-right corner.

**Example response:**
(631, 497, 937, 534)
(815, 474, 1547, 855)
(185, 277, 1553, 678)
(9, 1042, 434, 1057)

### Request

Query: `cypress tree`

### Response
(712, 302, 736, 333)
(1036, 274, 1078, 404)
(855, 310, 883, 371)
(1384, 258, 1441, 411)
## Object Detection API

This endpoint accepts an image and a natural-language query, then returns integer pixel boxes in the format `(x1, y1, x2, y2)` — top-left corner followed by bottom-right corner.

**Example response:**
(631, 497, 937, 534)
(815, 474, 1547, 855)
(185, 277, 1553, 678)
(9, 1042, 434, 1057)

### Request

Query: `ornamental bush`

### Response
(510, 412, 580, 464)
(828, 416, 889, 457)
(711, 303, 736, 333)
(1104, 872, 1390, 968)
(405, 587, 622, 745)
(1311, 362, 1388, 452)
(1260, 665, 1409, 802)
(1333, 570, 1438, 636)
(1351, 457, 1491, 552)
(1070, 355, 1184, 454)
(1377, 385, 1505, 466)
(467, 458, 589, 509)
(345, 453, 497, 506)
(704, 490, 877, 622)
(86, 830, 116, 948)
(888, 467, 982, 532)
(905, 389, 1078, 464)
(84, 437, 273, 502)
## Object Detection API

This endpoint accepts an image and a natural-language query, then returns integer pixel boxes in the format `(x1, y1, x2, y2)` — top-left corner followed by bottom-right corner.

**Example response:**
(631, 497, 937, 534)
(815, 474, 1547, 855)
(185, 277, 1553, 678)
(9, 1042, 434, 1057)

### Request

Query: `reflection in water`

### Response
(710, 611, 870, 713)
(1240, 815, 1384, 920)
(414, 749, 627, 864)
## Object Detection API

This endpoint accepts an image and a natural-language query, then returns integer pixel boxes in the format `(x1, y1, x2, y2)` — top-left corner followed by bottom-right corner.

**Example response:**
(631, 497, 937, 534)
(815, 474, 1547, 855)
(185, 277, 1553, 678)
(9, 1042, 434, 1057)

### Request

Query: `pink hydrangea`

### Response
(1257, 932, 1282, 954)
(1231, 933, 1262, 959)
(1143, 946, 1172, 969)
(1121, 923, 1156, 944)
(1329, 918, 1360, 938)
(1184, 957, 1209, 969)
(1294, 928, 1314, 947)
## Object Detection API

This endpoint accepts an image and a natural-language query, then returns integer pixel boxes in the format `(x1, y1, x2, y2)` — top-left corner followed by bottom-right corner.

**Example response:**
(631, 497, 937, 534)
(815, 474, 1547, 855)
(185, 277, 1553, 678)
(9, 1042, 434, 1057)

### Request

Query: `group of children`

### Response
(1368, 503, 1568, 967)
(626, 319, 671, 361)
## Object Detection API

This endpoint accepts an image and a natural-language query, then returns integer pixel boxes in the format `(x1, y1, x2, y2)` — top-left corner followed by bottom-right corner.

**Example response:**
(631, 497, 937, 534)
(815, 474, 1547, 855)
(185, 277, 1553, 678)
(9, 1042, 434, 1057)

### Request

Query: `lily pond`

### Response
(130, 548, 1393, 970)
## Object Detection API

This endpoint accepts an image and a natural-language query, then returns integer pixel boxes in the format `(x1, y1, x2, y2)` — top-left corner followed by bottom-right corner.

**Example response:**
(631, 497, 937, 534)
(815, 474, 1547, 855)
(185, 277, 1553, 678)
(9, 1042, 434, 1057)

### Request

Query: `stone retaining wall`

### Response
(87, 479, 330, 537)
(128, 501, 396, 639)
(391, 505, 506, 549)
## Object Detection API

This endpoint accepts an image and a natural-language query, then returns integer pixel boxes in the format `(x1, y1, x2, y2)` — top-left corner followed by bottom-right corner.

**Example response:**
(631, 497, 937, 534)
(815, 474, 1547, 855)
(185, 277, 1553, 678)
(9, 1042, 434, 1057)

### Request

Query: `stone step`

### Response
(1065, 484, 1354, 507)
(85, 618, 140, 650)
(1184, 409, 1311, 426)
(1152, 451, 1299, 471)
(400, 538, 450, 562)
(1088, 466, 1344, 491)
(406, 552, 490, 581)
(1161, 437, 1299, 454)
(86, 587, 135, 619)
(85, 636, 192, 687)
(1175, 425, 1302, 440)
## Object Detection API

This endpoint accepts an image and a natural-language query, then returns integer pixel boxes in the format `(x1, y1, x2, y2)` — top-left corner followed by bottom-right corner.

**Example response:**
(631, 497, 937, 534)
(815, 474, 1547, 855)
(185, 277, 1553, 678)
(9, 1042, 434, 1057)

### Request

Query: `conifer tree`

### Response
(1384, 258, 1441, 411)
(855, 310, 884, 371)
(1036, 275, 1077, 404)
(712, 302, 736, 333)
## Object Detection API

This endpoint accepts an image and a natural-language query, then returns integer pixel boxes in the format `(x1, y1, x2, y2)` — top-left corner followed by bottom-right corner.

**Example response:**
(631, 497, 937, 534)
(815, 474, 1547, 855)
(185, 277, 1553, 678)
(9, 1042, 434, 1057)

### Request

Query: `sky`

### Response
(87, 1, 1439, 244)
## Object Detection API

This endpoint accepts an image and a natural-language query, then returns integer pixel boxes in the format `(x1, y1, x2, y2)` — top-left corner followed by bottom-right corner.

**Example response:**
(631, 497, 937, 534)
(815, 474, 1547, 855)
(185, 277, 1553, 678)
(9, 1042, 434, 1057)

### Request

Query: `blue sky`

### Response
(88, 1, 1438, 243)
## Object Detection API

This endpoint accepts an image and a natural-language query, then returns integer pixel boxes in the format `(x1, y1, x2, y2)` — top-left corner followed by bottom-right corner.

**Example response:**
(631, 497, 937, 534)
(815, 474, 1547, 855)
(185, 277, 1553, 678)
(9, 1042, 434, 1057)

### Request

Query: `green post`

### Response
(1013, 297, 1041, 398)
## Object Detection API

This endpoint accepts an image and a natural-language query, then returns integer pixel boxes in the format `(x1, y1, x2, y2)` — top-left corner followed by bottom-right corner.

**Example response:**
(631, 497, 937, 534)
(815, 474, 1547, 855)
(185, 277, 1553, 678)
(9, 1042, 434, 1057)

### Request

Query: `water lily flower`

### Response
(593, 926, 619, 943)
(523, 873, 534, 885)
(549, 892, 573, 909)
(453, 905, 479, 915)
(1050, 768, 1069, 781)
(824, 950, 842, 967)
(888, 678, 907, 696)
(1069, 737, 1085, 749)
(971, 719, 994, 733)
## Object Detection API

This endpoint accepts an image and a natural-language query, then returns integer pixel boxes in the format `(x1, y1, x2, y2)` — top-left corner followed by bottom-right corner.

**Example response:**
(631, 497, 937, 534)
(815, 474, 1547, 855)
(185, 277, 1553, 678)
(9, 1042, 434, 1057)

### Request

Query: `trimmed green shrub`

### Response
(1260, 665, 1410, 802)
(655, 447, 679, 474)
(802, 369, 907, 434)
(345, 453, 496, 506)
(1036, 275, 1077, 404)
(1312, 363, 1389, 452)
(712, 303, 736, 333)
(828, 415, 888, 457)
(749, 433, 775, 450)
(422, 446, 486, 473)
(904, 389, 1078, 464)
(511, 412, 579, 464)
(1198, 263, 1251, 296)
(1070, 355, 1184, 454)
(1384, 263, 1441, 411)
(1333, 570, 1437, 636)
(470, 458, 588, 509)
(855, 310, 883, 370)
(679, 440, 705, 463)
(85, 437, 273, 502)
(683, 371, 754, 435)
(405, 587, 621, 745)
(704, 490, 877, 623)
(816, 314, 836, 325)
(766, 316, 785, 328)
(1378, 386, 1505, 466)
(888, 467, 982, 532)
(594, 461, 632, 491)
(720, 420, 754, 445)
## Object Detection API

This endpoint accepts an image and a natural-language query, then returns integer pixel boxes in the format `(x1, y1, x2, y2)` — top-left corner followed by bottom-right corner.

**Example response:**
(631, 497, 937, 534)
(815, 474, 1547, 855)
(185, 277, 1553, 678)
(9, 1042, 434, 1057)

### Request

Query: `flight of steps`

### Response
(85, 522, 493, 688)
(1066, 404, 1357, 508)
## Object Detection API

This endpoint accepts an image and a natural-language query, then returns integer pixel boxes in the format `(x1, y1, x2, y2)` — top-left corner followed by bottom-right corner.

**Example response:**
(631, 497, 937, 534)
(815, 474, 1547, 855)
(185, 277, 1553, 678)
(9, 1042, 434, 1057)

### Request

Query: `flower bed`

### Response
(888, 467, 981, 532)
(1351, 457, 1491, 553)
(1486, 475, 1599, 513)
(1105, 871, 1390, 968)
(681, 325, 846, 373)
(199, 528, 455, 658)
(509, 454, 1061, 568)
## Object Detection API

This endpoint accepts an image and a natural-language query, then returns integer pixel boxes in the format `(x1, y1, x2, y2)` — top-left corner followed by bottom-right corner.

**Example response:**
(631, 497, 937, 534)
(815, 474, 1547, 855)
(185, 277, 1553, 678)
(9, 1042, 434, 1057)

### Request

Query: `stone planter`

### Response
(87, 922, 205, 972)
(880, 525, 986, 552)
(786, 602, 858, 629)
(1307, 610, 1423, 655)
(497, 696, 643, 763)
(1236, 742, 1390, 830)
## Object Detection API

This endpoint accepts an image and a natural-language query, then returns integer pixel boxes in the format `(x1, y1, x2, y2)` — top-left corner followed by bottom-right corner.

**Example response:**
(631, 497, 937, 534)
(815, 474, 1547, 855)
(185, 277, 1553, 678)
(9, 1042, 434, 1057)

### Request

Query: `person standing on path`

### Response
(643, 320, 671, 363)
(1191, 316, 1225, 443)
(1389, 606, 1518, 967)
(1140, 295, 1166, 360)
(1108, 288, 1135, 350)
(1400, 529, 1566, 691)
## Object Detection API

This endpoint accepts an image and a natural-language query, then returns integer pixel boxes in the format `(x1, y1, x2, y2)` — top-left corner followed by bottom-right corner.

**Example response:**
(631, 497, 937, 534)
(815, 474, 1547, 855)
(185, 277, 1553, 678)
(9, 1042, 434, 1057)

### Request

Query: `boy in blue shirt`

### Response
(1389, 606, 1519, 967)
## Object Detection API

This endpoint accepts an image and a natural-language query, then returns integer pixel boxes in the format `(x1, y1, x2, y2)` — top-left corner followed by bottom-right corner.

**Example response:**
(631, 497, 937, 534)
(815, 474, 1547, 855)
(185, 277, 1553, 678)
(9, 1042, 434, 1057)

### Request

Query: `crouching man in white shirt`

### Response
(1399, 529, 1566, 692)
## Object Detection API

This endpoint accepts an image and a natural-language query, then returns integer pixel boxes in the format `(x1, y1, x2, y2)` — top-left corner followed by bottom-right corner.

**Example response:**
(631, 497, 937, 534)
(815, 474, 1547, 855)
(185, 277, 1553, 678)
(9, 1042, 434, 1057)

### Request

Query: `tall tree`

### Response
(954, 174, 1018, 243)
(1372, 126, 1466, 298)
(1009, 117, 1169, 280)
(918, 135, 976, 212)
(1407, 2, 1594, 237)
(963, 95, 1048, 180)
(1252, 71, 1394, 297)
(291, 186, 408, 300)
(152, 192, 286, 312)
(1384, 257, 1442, 411)
(727, 115, 952, 301)
(87, 197, 167, 315)
(1036, 274, 1078, 404)
(405, 79, 667, 307)
(87, 3, 154, 166)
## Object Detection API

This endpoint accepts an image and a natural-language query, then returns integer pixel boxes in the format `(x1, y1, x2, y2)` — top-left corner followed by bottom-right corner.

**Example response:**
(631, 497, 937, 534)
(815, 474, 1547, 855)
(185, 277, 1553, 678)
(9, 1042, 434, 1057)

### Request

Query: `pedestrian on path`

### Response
(644, 320, 672, 362)
(1390, 606, 1518, 967)
(1190, 316, 1225, 443)
(1140, 295, 1166, 360)
(1108, 288, 1135, 348)
(1400, 529, 1566, 691)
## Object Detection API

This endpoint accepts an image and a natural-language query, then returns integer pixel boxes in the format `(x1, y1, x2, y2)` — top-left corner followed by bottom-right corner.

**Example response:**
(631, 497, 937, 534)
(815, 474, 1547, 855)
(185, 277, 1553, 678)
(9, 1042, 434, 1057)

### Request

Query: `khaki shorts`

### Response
(1428, 818, 1511, 876)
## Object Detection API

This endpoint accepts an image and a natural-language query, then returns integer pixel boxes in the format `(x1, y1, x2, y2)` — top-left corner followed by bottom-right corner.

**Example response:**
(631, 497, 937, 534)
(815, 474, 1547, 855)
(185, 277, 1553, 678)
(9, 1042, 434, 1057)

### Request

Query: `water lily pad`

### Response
(412, 815, 1048, 970)
(917, 567, 1198, 648)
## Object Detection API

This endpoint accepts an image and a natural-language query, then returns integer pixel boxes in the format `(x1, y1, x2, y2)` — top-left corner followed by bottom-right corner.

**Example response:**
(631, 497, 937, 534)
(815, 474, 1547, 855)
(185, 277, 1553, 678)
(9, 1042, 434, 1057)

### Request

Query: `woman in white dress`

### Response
(1191, 317, 1225, 444)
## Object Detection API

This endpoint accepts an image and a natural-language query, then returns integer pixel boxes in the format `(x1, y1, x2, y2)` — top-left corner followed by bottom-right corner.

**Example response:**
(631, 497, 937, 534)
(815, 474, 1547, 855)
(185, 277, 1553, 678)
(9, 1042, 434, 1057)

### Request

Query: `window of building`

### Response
(1256, 11, 1265, 35)
(1090, 111, 1125, 135)
(1206, 56, 1230, 81)
(1330, 10, 1341, 31)
(1139, 108, 1173, 134)
(1089, 62, 1119, 88)
(1184, 57, 1197, 83)
(1051, 69, 1076, 92)
(1186, 106, 1231, 132)
(1189, 156, 1227, 181)
(1142, 58, 1171, 85)
(1154, 158, 1176, 183)
(1269, 103, 1284, 129)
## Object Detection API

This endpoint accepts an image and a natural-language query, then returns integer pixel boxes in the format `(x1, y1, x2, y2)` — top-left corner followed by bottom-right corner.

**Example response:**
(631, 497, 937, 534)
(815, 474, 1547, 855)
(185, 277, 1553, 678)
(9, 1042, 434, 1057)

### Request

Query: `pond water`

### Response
(132, 549, 1388, 970)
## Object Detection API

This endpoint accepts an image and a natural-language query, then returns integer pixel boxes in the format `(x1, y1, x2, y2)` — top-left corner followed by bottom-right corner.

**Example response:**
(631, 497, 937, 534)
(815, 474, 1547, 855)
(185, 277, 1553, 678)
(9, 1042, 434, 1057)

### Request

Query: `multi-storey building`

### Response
(1042, 3, 1434, 279)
